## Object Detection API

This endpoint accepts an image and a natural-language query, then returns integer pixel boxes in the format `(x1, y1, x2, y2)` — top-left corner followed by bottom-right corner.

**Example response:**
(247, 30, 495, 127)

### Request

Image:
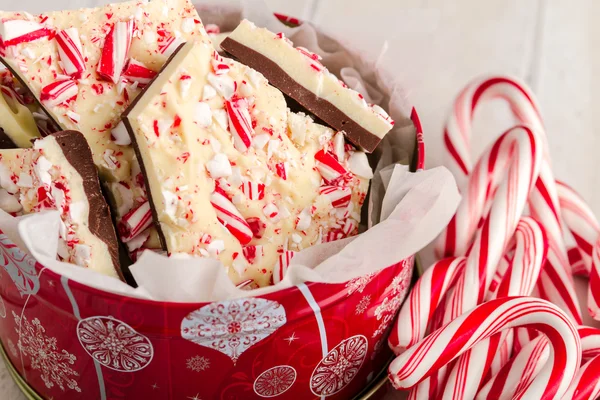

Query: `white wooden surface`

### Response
(0, 0, 598, 398)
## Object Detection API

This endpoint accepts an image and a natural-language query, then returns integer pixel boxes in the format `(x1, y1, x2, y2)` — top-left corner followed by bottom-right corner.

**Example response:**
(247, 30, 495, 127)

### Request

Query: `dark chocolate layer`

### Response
(221, 37, 382, 153)
(51, 131, 122, 280)
(0, 128, 17, 149)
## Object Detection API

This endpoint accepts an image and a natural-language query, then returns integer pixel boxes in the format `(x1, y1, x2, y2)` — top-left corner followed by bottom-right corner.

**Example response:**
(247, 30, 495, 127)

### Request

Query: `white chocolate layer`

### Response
(125, 42, 369, 287)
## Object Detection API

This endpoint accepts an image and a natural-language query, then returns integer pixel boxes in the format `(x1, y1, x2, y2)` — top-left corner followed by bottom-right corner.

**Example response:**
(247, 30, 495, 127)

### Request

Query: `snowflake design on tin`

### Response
(354, 295, 371, 315)
(310, 335, 368, 396)
(181, 298, 286, 364)
(13, 311, 80, 392)
(344, 272, 375, 297)
(253, 365, 297, 397)
(0, 233, 40, 296)
(186, 355, 210, 372)
(7, 338, 18, 357)
(372, 263, 413, 339)
(77, 316, 154, 372)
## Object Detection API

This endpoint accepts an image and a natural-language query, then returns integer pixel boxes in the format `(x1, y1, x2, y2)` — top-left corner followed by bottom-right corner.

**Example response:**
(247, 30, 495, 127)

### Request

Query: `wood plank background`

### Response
(1, 0, 598, 398)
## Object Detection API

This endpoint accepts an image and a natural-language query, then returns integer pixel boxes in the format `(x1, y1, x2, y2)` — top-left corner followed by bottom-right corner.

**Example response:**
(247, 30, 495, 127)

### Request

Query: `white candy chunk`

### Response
(213, 109, 228, 130)
(0, 189, 21, 213)
(267, 139, 280, 160)
(229, 166, 243, 186)
(74, 244, 92, 266)
(69, 201, 86, 221)
(126, 229, 150, 252)
(207, 239, 225, 256)
(333, 131, 345, 162)
(111, 182, 134, 216)
(193, 102, 212, 127)
(162, 190, 179, 220)
(232, 256, 247, 276)
(296, 208, 311, 231)
(0, 164, 17, 193)
(17, 173, 33, 188)
(202, 84, 217, 100)
(57, 238, 70, 259)
(34, 156, 52, 186)
(209, 138, 221, 153)
(244, 67, 263, 88)
(348, 151, 373, 179)
(289, 114, 307, 145)
(181, 17, 195, 33)
(252, 133, 270, 150)
(51, 186, 65, 210)
(206, 153, 232, 178)
(291, 233, 302, 244)
(207, 73, 236, 99)
(0, 19, 43, 42)
(156, 119, 172, 136)
(111, 120, 131, 145)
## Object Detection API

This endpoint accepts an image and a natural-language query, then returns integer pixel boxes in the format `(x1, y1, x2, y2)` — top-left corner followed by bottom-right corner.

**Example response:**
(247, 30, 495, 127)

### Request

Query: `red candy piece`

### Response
(97, 20, 133, 84)
(123, 58, 157, 86)
(319, 185, 351, 208)
(0, 19, 52, 47)
(314, 149, 347, 183)
(275, 162, 287, 180)
(40, 79, 78, 107)
(210, 191, 253, 245)
(55, 28, 85, 79)
(272, 250, 295, 284)
(246, 217, 266, 239)
(225, 98, 254, 152)
(118, 201, 152, 242)
(240, 179, 265, 200)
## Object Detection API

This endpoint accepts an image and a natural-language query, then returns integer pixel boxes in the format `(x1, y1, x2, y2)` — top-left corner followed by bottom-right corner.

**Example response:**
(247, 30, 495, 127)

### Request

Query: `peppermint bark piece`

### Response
(124, 42, 370, 287)
(221, 20, 394, 152)
(0, 131, 121, 279)
(0, 0, 211, 253)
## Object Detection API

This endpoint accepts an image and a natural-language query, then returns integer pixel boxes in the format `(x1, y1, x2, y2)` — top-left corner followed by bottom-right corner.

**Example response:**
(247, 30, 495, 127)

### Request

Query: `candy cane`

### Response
(388, 297, 581, 400)
(478, 326, 600, 400)
(440, 217, 548, 400)
(590, 239, 600, 321)
(389, 256, 466, 354)
(476, 335, 550, 400)
(394, 126, 544, 399)
(556, 180, 599, 275)
(438, 75, 582, 324)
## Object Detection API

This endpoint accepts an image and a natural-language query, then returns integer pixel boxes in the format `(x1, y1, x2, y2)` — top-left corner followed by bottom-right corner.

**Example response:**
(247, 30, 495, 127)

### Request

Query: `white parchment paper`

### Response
(0, 2, 461, 302)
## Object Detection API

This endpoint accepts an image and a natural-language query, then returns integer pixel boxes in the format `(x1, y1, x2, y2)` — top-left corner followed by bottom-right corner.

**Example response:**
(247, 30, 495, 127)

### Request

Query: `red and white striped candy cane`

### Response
(556, 181, 599, 275)
(388, 297, 581, 400)
(562, 326, 600, 400)
(439, 75, 582, 324)
(388, 256, 466, 354)
(478, 326, 600, 400)
(476, 335, 550, 399)
(392, 126, 545, 399)
(440, 217, 548, 400)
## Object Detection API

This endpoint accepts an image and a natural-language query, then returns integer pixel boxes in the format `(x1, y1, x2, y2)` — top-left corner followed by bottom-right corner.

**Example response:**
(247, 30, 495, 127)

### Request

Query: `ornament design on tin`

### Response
(186, 355, 210, 372)
(310, 335, 368, 396)
(12, 311, 81, 392)
(344, 271, 375, 297)
(0, 233, 40, 296)
(77, 316, 154, 372)
(253, 365, 297, 397)
(372, 261, 412, 339)
(181, 298, 286, 364)
(0, 295, 5, 318)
